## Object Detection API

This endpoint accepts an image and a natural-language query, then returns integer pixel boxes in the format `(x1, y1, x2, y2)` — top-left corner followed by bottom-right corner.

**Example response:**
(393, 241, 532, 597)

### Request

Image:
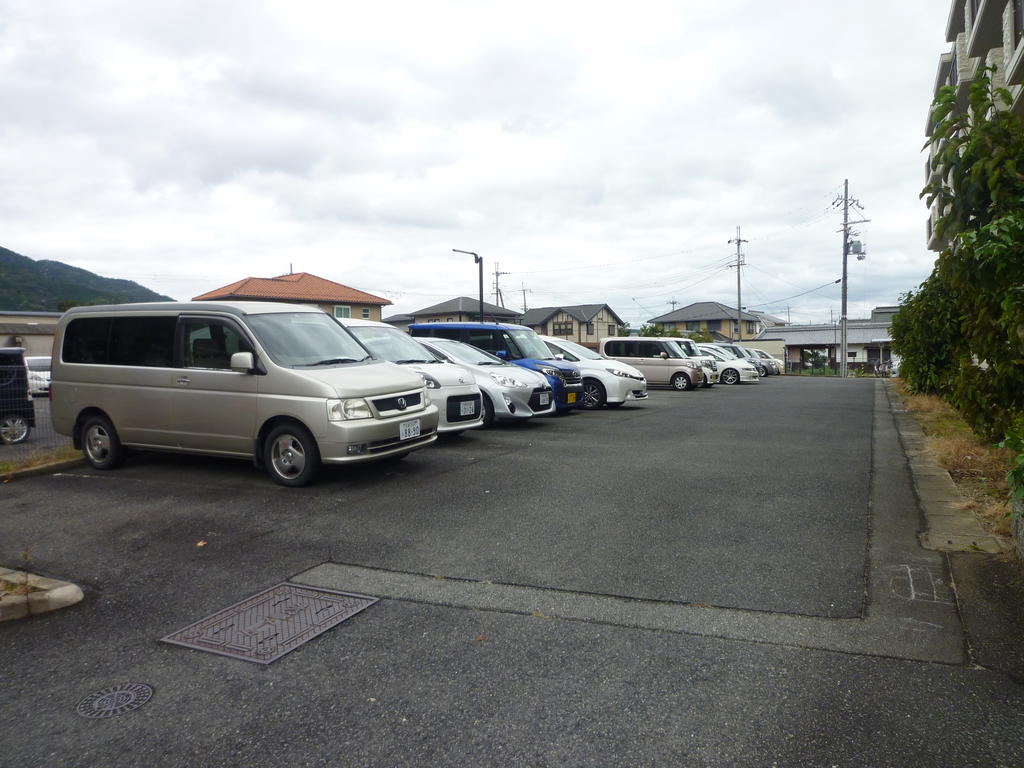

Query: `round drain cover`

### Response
(76, 683, 153, 719)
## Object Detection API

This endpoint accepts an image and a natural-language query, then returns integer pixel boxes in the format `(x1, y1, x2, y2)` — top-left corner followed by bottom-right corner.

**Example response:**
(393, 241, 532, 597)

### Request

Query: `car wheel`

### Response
(81, 414, 124, 468)
(670, 373, 691, 391)
(264, 422, 320, 487)
(721, 368, 740, 385)
(481, 394, 495, 427)
(0, 415, 31, 445)
(581, 379, 607, 409)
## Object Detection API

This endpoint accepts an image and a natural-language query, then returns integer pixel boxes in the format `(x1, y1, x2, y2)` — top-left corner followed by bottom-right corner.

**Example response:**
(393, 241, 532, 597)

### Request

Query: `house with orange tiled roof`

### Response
(193, 272, 391, 321)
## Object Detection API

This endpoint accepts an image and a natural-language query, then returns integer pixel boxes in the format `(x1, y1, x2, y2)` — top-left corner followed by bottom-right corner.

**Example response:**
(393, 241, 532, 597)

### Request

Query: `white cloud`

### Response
(1, 0, 944, 324)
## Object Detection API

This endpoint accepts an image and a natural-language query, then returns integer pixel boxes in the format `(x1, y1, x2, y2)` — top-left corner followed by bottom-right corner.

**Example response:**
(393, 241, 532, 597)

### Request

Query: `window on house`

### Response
(333, 306, 351, 319)
(686, 321, 701, 331)
(361, 308, 371, 319)
(746, 321, 757, 335)
(706, 320, 721, 331)
(585, 323, 594, 335)
(608, 324, 616, 336)
(552, 321, 573, 336)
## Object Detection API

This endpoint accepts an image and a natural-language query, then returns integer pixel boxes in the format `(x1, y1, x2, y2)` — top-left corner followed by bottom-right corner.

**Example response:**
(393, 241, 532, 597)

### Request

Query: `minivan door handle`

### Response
(176, 376, 191, 385)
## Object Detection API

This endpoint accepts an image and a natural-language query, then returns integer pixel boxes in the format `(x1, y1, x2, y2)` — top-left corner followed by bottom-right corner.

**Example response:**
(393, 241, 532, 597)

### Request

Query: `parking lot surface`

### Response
(2, 377, 1023, 766)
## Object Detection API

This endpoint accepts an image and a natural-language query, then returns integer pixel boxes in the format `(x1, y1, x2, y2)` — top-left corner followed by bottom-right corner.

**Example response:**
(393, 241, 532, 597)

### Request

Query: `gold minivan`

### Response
(51, 302, 439, 486)
(599, 337, 704, 391)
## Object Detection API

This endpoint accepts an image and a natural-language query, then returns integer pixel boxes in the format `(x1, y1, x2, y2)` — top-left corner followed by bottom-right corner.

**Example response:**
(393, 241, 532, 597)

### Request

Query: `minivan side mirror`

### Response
(660, 351, 669, 359)
(495, 350, 508, 359)
(230, 351, 255, 372)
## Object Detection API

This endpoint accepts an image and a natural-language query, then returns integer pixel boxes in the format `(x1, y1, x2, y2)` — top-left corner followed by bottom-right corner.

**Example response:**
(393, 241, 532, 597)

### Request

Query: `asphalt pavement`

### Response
(2, 376, 1023, 767)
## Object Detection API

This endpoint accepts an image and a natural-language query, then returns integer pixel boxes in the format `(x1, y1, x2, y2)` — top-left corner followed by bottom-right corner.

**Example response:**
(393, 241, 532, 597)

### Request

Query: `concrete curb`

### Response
(884, 381, 1011, 554)
(0, 568, 84, 622)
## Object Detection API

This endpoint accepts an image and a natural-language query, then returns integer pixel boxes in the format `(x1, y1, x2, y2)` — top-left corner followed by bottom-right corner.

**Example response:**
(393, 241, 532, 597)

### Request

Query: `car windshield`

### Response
(699, 347, 727, 361)
(505, 328, 553, 360)
(549, 339, 603, 361)
(246, 312, 371, 367)
(431, 339, 505, 366)
(674, 339, 699, 356)
(347, 325, 439, 364)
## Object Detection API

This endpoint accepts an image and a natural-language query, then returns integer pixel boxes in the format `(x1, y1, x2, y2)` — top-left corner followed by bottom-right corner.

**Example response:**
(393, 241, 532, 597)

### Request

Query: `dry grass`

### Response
(0, 445, 80, 477)
(891, 379, 1016, 538)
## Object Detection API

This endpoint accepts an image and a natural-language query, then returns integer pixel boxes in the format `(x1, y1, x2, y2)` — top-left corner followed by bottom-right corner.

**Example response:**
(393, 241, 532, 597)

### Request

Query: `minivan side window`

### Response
(109, 317, 176, 367)
(63, 316, 176, 367)
(182, 318, 251, 370)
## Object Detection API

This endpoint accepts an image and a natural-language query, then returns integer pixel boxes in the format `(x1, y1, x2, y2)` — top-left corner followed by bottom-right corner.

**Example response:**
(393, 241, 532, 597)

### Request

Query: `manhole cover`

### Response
(161, 583, 377, 664)
(76, 683, 153, 719)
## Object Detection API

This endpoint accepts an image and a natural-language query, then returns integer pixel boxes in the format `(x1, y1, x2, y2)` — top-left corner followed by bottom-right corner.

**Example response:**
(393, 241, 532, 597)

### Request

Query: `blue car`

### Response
(408, 322, 584, 412)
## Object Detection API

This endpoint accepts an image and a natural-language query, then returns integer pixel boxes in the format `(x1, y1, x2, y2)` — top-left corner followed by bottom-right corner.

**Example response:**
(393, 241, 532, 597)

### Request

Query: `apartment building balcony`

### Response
(967, 0, 1006, 57)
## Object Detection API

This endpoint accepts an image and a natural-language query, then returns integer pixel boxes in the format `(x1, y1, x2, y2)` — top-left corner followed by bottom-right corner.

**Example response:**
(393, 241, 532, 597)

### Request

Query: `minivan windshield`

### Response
(347, 325, 440, 364)
(246, 312, 370, 367)
(506, 328, 555, 360)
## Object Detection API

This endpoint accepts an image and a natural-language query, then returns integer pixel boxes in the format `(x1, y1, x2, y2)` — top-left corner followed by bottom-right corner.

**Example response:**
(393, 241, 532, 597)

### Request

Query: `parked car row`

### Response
(44, 302, 783, 484)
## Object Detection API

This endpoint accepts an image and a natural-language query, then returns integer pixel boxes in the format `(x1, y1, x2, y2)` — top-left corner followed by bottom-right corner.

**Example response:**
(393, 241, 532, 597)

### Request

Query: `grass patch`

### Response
(0, 445, 81, 476)
(891, 379, 1015, 537)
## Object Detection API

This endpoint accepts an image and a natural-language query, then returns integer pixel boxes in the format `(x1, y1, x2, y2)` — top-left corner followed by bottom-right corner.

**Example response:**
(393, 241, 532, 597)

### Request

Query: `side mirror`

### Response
(660, 351, 669, 359)
(495, 350, 508, 359)
(553, 353, 565, 360)
(230, 351, 255, 372)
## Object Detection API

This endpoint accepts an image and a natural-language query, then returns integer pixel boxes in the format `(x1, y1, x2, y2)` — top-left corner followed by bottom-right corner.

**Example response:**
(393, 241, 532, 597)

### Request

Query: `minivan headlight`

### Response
(538, 366, 562, 379)
(490, 372, 528, 388)
(421, 373, 441, 389)
(328, 398, 371, 421)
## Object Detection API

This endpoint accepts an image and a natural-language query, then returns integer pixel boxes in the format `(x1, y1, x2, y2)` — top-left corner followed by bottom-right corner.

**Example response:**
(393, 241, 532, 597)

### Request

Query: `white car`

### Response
(25, 355, 51, 396)
(416, 337, 555, 425)
(337, 318, 484, 434)
(540, 336, 649, 409)
(697, 344, 760, 384)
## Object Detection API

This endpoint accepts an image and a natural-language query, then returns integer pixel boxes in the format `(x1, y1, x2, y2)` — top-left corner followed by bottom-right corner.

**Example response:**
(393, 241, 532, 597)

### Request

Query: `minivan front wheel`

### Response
(581, 379, 606, 409)
(81, 414, 124, 469)
(265, 422, 320, 487)
(0, 415, 31, 445)
(670, 373, 691, 391)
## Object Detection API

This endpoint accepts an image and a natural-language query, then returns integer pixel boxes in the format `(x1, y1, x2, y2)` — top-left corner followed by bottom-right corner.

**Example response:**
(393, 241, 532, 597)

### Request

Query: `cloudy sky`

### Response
(2, 1, 946, 326)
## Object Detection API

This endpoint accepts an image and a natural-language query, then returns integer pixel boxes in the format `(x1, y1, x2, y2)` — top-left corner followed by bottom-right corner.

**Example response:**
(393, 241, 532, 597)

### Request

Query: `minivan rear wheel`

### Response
(265, 422, 320, 487)
(0, 415, 31, 445)
(670, 373, 691, 391)
(81, 414, 124, 469)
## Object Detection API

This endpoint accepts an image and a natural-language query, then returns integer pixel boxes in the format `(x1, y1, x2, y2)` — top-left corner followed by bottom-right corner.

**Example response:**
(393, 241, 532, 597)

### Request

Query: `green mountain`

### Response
(0, 246, 174, 311)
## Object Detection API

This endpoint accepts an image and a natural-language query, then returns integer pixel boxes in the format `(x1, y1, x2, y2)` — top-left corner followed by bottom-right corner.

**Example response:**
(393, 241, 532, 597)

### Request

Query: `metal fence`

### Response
(1, 396, 77, 472)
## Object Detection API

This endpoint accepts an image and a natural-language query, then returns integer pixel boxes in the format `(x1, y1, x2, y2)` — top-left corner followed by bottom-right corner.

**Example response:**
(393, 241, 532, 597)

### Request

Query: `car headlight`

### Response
(490, 372, 528, 388)
(606, 367, 637, 379)
(327, 398, 371, 421)
(421, 373, 441, 389)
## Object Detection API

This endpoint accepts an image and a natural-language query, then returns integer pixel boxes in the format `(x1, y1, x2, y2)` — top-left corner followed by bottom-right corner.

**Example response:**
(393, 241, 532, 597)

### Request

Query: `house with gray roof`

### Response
(405, 297, 520, 325)
(754, 306, 898, 373)
(648, 301, 765, 341)
(520, 304, 625, 348)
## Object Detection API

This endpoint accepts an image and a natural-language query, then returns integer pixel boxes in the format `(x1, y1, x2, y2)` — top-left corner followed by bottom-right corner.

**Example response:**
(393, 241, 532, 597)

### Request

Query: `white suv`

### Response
(540, 336, 648, 409)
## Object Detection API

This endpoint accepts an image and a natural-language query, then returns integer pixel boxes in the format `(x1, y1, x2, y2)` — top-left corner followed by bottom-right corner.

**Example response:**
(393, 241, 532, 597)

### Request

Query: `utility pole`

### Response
(728, 226, 747, 340)
(520, 283, 532, 313)
(835, 180, 870, 378)
(668, 297, 678, 312)
(492, 263, 510, 307)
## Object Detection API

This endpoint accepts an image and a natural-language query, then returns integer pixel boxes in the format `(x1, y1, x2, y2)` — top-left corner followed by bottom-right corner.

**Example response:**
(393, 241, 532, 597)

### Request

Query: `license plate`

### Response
(459, 400, 476, 416)
(539, 393, 550, 405)
(399, 419, 420, 440)
(567, 392, 577, 404)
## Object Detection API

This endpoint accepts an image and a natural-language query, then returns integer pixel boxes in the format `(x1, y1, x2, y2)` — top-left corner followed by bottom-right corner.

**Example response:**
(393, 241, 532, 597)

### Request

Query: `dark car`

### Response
(0, 348, 35, 444)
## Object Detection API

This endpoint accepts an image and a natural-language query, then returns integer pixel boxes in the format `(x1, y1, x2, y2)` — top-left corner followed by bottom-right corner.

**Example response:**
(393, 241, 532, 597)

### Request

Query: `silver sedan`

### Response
(416, 337, 556, 425)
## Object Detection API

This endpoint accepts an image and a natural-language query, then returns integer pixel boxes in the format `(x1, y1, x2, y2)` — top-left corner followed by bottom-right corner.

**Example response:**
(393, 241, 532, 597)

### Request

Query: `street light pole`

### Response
(453, 249, 483, 322)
